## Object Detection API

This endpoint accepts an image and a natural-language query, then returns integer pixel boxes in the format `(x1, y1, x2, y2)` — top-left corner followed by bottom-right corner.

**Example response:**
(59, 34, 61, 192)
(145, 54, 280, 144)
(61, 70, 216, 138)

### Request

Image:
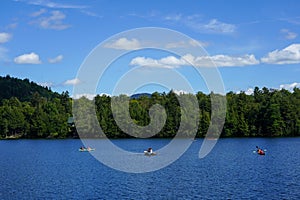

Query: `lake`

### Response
(0, 138, 299, 199)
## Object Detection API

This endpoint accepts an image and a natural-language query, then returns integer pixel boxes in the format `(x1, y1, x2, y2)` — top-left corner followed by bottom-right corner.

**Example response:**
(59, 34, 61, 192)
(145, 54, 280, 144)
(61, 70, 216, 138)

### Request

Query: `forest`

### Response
(0, 75, 299, 139)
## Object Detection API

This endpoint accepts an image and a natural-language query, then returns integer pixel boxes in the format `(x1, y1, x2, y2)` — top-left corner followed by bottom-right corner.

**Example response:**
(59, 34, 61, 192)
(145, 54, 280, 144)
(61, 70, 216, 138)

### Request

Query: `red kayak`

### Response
(257, 150, 265, 155)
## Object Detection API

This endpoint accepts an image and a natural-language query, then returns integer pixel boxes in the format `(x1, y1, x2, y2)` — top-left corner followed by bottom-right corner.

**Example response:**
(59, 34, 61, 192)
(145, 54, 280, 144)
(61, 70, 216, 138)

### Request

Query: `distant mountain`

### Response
(0, 75, 60, 102)
(130, 93, 152, 99)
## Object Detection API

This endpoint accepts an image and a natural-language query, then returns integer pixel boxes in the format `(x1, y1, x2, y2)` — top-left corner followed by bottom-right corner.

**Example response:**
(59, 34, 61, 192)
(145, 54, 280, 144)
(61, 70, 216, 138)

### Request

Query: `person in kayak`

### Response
(80, 146, 85, 150)
(256, 146, 264, 154)
(147, 148, 153, 154)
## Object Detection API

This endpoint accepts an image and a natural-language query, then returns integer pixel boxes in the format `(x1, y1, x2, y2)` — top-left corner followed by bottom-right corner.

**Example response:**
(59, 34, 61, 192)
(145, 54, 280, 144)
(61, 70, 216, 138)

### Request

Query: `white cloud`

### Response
(105, 37, 208, 51)
(0, 32, 12, 43)
(104, 38, 141, 50)
(48, 54, 63, 63)
(187, 54, 259, 67)
(245, 88, 254, 95)
(202, 19, 236, 34)
(14, 52, 42, 64)
(130, 56, 185, 68)
(29, 2, 97, 18)
(164, 14, 236, 34)
(241, 83, 300, 95)
(280, 82, 300, 91)
(261, 44, 300, 64)
(72, 93, 96, 100)
(130, 54, 259, 68)
(31, 10, 70, 30)
(130, 57, 161, 68)
(19, 0, 87, 9)
(38, 82, 54, 88)
(64, 78, 81, 85)
(173, 90, 190, 95)
(165, 39, 209, 49)
(281, 29, 297, 40)
(164, 14, 182, 21)
(235, 88, 254, 95)
(80, 10, 102, 18)
(31, 8, 47, 17)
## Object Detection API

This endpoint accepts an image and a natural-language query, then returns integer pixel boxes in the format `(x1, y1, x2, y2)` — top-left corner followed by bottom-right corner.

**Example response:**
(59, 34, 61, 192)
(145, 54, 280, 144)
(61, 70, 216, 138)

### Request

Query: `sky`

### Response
(1, 0, 300, 97)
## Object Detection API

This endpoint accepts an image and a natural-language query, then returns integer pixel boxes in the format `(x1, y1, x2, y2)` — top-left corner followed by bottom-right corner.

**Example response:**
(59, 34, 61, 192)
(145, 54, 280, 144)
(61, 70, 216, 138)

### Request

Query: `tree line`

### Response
(0, 92, 72, 139)
(0, 76, 299, 139)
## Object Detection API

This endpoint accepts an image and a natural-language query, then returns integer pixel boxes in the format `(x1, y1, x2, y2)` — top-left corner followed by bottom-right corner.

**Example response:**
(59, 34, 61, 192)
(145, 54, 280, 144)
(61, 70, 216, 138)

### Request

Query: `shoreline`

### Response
(1, 135, 299, 140)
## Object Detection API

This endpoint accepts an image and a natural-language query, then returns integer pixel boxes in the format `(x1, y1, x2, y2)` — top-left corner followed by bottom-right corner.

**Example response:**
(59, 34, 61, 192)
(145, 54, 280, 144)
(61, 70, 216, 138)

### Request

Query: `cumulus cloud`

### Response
(72, 93, 96, 100)
(63, 78, 81, 85)
(130, 53, 259, 68)
(280, 82, 300, 91)
(48, 54, 63, 63)
(184, 54, 259, 67)
(0, 32, 12, 43)
(31, 10, 70, 30)
(104, 38, 141, 50)
(281, 29, 297, 40)
(14, 52, 42, 64)
(261, 44, 300, 64)
(130, 56, 185, 68)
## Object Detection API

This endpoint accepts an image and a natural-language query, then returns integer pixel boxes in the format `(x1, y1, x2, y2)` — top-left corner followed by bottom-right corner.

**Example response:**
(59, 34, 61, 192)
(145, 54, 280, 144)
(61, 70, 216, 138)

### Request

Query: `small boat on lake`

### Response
(257, 150, 265, 155)
(255, 146, 266, 155)
(144, 148, 156, 156)
(144, 151, 157, 156)
(79, 147, 95, 152)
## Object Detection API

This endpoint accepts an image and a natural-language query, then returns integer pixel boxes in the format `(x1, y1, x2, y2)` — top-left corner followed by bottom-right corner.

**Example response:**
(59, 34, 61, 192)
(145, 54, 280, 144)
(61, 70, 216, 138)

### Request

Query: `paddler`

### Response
(147, 148, 153, 154)
(256, 146, 264, 154)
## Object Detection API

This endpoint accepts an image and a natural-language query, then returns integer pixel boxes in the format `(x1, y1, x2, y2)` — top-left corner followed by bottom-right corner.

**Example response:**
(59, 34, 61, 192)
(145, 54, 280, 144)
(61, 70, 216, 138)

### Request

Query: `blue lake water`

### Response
(0, 138, 299, 199)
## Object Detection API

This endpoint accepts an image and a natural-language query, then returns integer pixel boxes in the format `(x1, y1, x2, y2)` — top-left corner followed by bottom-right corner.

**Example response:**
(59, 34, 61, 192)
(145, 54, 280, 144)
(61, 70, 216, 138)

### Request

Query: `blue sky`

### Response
(0, 0, 300, 97)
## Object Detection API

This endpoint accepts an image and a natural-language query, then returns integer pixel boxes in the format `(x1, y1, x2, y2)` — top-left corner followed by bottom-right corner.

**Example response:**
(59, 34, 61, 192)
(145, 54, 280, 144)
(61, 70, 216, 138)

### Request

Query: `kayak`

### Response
(257, 151, 265, 155)
(79, 148, 95, 152)
(144, 151, 157, 156)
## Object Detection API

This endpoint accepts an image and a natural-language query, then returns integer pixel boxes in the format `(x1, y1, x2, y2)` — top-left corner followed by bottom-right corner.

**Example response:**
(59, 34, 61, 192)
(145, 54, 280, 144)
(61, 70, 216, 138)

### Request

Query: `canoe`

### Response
(79, 148, 95, 152)
(144, 151, 157, 156)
